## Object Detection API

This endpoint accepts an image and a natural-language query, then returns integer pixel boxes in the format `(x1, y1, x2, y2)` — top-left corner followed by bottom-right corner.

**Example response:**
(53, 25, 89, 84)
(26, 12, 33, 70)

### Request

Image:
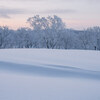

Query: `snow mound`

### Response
(0, 49, 100, 100)
(0, 49, 100, 71)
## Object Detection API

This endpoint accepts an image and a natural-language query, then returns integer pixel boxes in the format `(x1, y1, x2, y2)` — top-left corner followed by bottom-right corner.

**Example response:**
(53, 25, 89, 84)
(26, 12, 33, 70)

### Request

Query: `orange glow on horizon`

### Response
(0, 18, 29, 30)
(0, 18, 100, 30)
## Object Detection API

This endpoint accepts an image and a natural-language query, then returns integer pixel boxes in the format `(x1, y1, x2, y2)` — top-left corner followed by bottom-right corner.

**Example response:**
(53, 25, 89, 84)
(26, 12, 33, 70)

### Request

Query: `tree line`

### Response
(0, 15, 100, 50)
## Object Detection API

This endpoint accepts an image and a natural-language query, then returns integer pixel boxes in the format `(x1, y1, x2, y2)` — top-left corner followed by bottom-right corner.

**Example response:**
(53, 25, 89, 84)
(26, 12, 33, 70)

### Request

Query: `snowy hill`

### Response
(0, 49, 100, 100)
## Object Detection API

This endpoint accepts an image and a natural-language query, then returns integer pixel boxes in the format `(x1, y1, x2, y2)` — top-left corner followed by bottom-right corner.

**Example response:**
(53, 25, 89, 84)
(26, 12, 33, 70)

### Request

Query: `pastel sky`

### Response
(0, 0, 100, 29)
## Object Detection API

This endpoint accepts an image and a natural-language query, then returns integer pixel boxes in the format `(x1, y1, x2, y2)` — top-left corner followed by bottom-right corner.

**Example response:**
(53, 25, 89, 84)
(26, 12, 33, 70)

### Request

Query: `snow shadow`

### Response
(0, 61, 100, 80)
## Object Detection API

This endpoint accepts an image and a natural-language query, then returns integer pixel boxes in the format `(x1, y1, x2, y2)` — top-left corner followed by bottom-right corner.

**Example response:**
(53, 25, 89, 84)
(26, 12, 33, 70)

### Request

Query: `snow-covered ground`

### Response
(0, 49, 100, 100)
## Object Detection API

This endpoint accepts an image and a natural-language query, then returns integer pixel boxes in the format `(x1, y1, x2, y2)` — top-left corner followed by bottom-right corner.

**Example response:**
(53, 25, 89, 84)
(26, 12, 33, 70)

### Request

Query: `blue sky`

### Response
(0, 0, 100, 29)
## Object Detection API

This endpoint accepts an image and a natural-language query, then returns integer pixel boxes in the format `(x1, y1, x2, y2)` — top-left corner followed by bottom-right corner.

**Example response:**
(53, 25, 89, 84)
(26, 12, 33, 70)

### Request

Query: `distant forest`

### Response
(0, 15, 100, 50)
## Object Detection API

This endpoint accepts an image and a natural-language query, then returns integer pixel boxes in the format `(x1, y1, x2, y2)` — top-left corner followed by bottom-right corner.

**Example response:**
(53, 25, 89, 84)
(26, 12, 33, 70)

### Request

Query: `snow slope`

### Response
(0, 49, 100, 100)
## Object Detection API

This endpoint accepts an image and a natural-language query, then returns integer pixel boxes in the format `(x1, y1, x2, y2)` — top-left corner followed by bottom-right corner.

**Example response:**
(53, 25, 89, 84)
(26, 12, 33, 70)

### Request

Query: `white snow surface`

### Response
(0, 49, 100, 100)
(0, 49, 100, 71)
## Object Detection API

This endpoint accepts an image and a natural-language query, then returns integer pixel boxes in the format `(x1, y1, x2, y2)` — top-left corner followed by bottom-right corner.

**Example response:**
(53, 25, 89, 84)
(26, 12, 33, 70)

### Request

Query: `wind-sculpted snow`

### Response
(0, 61, 100, 80)
(0, 49, 100, 100)
(0, 49, 100, 71)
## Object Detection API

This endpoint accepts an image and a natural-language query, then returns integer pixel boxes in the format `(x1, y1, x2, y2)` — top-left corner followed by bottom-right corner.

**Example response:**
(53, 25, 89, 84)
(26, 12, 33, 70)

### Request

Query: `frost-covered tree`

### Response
(27, 15, 49, 30)
(0, 15, 100, 50)
(0, 26, 11, 48)
(27, 15, 65, 30)
(86, 27, 100, 50)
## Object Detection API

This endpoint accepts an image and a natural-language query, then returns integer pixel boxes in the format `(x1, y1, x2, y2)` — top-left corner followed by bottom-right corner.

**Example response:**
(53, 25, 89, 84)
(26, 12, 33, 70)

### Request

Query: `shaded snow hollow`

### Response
(0, 49, 100, 100)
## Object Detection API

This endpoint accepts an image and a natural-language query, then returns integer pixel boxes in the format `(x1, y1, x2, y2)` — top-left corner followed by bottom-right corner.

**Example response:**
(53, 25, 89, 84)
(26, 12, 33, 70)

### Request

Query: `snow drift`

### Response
(0, 49, 100, 100)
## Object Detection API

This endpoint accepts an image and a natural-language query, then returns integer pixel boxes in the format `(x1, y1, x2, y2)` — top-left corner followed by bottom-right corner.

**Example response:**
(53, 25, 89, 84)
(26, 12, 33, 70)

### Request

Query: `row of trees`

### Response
(0, 15, 100, 50)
